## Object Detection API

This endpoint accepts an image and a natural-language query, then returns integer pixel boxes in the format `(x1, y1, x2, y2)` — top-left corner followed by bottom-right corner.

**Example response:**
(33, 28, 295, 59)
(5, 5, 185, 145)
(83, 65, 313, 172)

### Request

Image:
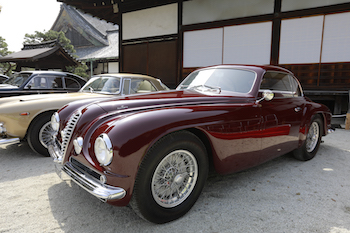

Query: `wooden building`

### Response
(58, 0, 350, 114)
(51, 4, 119, 75)
(0, 40, 79, 71)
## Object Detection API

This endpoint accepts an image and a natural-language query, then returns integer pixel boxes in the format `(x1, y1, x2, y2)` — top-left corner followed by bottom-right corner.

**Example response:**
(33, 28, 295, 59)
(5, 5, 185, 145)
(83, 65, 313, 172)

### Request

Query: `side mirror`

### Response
(256, 90, 274, 104)
(262, 90, 274, 101)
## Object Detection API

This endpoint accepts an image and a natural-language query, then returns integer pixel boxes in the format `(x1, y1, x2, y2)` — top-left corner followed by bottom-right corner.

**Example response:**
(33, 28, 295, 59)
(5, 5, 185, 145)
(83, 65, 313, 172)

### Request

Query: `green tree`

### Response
(0, 36, 14, 75)
(24, 30, 88, 78)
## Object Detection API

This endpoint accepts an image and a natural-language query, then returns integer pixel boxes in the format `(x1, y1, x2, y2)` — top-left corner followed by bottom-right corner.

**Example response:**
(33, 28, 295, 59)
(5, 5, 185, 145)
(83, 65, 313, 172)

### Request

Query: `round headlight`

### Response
(51, 112, 60, 132)
(94, 133, 113, 166)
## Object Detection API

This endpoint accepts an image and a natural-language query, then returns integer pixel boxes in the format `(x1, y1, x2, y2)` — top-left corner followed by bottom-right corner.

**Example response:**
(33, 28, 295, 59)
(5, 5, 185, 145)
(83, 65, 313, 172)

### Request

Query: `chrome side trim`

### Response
(55, 160, 126, 202)
(0, 137, 20, 145)
(60, 110, 82, 162)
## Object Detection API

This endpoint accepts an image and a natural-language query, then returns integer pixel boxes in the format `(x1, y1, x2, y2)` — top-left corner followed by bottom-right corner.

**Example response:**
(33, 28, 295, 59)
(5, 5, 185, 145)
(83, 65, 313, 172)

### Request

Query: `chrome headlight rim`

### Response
(94, 133, 113, 166)
(51, 112, 60, 132)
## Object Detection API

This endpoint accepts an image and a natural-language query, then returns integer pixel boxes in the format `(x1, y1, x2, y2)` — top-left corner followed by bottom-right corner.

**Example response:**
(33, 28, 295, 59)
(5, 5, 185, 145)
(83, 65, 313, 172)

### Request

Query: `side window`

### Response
(65, 77, 81, 89)
(260, 72, 300, 97)
(47, 76, 63, 89)
(130, 79, 156, 94)
(27, 76, 48, 89)
(289, 75, 302, 97)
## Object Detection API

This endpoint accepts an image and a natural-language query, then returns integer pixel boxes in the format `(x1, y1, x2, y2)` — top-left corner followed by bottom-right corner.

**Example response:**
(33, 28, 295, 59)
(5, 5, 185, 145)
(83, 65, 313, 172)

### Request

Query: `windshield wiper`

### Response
(89, 87, 94, 93)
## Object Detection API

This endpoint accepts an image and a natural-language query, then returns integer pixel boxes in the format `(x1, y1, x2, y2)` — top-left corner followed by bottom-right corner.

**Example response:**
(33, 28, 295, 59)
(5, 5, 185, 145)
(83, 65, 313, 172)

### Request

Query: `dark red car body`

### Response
(50, 65, 332, 222)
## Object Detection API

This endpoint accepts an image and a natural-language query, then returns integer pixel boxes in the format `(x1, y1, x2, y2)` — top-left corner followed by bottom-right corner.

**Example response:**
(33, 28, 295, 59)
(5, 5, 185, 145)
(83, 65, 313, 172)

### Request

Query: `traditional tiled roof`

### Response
(0, 40, 80, 69)
(51, 4, 119, 61)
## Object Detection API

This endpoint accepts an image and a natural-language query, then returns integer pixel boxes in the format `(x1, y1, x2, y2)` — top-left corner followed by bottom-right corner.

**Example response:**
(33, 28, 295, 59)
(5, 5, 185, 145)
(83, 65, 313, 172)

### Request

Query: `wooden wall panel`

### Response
(148, 40, 177, 88)
(122, 40, 178, 88)
(122, 43, 148, 75)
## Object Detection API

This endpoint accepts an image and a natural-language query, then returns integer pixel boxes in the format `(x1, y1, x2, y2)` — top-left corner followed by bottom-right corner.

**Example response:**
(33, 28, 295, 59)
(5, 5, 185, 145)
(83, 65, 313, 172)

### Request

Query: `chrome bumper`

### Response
(0, 122, 20, 145)
(49, 144, 126, 202)
(0, 137, 20, 145)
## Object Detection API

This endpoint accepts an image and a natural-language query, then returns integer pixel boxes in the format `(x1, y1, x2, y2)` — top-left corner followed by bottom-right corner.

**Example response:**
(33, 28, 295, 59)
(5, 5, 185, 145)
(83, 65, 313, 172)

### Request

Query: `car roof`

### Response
(199, 64, 294, 75)
(17, 70, 85, 80)
(94, 73, 160, 81)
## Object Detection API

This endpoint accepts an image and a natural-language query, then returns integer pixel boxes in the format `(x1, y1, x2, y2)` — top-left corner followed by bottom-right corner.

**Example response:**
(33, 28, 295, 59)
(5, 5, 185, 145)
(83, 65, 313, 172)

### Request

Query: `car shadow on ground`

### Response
(46, 140, 350, 232)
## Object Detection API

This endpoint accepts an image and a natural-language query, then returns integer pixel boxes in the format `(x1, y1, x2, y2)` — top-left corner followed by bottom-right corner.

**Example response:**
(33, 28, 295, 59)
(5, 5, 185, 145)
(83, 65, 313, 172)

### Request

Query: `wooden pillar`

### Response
(346, 90, 350, 130)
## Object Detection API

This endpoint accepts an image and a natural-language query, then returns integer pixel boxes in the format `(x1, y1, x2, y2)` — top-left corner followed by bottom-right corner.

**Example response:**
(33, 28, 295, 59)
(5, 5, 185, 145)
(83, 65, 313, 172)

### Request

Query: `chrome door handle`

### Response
(295, 107, 302, 112)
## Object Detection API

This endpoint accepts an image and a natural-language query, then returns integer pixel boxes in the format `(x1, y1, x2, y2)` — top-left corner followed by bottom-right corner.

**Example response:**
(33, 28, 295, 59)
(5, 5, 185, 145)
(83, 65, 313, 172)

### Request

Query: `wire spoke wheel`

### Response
(130, 131, 208, 223)
(39, 121, 55, 149)
(151, 150, 198, 208)
(293, 116, 323, 161)
(306, 121, 320, 153)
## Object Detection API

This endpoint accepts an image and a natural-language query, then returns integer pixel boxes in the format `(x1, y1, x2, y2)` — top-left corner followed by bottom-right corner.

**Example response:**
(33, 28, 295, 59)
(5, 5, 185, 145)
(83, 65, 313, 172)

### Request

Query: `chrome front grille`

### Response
(70, 157, 103, 182)
(60, 109, 82, 159)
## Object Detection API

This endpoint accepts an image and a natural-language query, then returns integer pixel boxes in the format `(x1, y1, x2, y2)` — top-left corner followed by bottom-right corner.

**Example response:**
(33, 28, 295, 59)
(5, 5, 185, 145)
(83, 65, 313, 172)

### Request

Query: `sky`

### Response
(0, 0, 61, 52)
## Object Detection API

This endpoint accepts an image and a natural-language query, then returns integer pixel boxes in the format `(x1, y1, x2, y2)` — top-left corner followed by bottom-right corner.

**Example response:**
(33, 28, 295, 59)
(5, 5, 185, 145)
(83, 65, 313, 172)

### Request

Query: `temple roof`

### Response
(0, 40, 80, 70)
(51, 4, 119, 61)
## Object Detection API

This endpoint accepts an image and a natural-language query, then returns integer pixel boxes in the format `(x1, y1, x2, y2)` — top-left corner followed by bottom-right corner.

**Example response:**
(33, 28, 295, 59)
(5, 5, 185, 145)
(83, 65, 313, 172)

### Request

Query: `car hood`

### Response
(62, 89, 254, 119)
(0, 84, 18, 89)
(0, 92, 112, 107)
(99, 90, 252, 112)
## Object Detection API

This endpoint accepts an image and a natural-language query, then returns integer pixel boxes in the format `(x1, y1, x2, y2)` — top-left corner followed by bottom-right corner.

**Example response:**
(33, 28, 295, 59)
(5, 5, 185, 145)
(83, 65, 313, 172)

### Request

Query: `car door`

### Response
(205, 101, 263, 175)
(259, 71, 304, 163)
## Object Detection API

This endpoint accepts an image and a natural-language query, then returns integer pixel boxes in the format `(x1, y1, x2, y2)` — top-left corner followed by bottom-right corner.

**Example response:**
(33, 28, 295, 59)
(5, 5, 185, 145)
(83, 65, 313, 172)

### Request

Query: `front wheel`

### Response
(27, 113, 55, 156)
(130, 131, 208, 223)
(293, 115, 323, 161)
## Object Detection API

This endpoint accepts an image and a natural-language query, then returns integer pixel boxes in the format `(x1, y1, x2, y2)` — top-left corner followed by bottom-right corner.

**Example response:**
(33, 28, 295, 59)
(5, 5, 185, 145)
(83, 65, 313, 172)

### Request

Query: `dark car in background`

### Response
(0, 71, 86, 97)
(0, 74, 9, 84)
(50, 64, 332, 223)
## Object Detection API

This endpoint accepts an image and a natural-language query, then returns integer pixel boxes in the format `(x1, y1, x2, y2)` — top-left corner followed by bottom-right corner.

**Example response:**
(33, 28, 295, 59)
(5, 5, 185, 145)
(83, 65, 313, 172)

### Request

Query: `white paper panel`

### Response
(322, 12, 350, 63)
(122, 4, 178, 40)
(183, 28, 223, 67)
(183, 0, 274, 25)
(279, 16, 323, 64)
(223, 22, 272, 65)
(282, 0, 350, 12)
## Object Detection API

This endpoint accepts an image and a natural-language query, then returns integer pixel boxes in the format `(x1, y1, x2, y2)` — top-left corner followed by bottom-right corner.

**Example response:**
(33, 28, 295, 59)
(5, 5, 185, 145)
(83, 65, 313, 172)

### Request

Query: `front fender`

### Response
(86, 107, 225, 203)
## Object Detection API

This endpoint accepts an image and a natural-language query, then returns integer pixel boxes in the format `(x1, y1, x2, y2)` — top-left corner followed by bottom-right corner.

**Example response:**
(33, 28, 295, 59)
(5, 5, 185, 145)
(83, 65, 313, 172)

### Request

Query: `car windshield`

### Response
(80, 76, 121, 94)
(3, 73, 31, 87)
(176, 68, 256, 94)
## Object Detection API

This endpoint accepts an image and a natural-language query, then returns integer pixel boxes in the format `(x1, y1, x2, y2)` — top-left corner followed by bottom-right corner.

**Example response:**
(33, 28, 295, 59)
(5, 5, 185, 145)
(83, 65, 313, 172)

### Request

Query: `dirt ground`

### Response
(1, 128, 350, 233)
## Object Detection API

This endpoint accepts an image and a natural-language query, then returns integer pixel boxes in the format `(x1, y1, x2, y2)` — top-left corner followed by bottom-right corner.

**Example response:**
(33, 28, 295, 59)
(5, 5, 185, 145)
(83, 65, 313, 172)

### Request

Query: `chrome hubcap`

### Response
(39, 121, 55, 148)
(306, 121, 320, 153)
(151, 150, 198, 208)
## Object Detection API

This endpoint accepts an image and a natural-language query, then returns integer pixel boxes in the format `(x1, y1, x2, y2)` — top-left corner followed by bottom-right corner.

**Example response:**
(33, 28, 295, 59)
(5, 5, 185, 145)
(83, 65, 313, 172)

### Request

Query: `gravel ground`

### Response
(1, 129, 350, 233)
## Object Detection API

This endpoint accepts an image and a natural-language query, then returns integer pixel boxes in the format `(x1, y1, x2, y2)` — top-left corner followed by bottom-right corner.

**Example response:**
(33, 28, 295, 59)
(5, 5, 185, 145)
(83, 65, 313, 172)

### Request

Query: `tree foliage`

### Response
(24, 30, 75, 54)
(24, 30, 88, 78)
(0, 36, 14, 75)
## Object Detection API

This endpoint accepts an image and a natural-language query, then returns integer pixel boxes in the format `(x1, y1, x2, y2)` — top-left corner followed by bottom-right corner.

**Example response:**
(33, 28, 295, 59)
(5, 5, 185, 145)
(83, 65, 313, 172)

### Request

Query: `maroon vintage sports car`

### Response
(49, 65, 332, 223)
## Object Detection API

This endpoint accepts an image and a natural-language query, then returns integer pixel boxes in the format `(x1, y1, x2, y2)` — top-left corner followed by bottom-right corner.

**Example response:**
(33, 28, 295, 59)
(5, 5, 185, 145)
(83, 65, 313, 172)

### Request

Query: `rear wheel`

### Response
(130, 131, 208, 223)
(293, 115, 323, 161)
(27, 113, 55, 156)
